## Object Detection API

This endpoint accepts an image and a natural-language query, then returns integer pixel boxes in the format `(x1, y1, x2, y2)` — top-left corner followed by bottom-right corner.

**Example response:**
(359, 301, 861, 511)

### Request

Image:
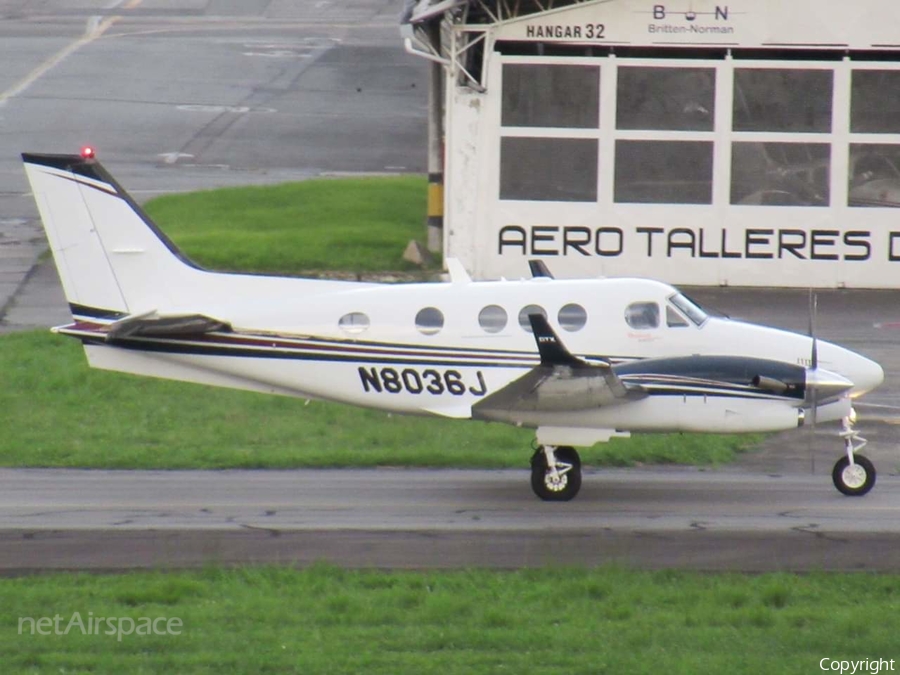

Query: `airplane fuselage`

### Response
(63, 275, 882, 444)
(22, 151, 886, 499)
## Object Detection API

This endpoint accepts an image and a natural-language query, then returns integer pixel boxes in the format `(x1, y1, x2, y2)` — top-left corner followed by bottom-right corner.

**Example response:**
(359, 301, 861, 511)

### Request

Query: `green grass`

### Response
(143, 176, 432, 274)
(0, 331, 758, 469)
(3, 566, 900, 674)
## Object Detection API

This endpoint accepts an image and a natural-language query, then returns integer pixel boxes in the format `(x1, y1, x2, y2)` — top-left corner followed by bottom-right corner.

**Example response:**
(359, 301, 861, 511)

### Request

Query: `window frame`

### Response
(414, 307, 445, 336)
(478, 304, 509, 334)
(624, 301, 661, 330)
(338, 311, 371, 335)
(517, 304, 548, 333)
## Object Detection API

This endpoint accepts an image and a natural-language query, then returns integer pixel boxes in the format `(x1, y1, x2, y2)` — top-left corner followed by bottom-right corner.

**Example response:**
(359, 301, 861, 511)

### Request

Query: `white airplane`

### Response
(22, 150, 886, 501)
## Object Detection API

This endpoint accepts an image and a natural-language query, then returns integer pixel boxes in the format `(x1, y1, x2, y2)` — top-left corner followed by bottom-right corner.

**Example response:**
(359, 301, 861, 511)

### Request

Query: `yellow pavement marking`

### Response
(0, 0, 143, 108)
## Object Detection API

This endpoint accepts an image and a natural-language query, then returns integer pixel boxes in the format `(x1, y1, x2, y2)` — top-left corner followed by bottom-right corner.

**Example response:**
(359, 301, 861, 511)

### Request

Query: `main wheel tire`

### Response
(832, 454, 876, 497)
(530, 446, 582, 502)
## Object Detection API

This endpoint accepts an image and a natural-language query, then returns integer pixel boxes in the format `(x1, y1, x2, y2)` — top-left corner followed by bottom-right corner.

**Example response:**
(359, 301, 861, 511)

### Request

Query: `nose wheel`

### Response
(832, 415, 876, 497)
(832, 455, 875, 496)
(531, 445, 582, 501)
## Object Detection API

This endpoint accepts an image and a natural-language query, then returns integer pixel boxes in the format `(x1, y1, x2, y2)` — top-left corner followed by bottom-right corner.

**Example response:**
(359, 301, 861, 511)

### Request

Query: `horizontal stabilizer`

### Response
(106, 312, 231, 341)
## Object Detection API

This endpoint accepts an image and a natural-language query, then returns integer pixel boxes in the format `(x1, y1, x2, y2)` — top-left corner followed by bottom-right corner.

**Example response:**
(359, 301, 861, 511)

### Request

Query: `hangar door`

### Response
(444, 24, 900, 287)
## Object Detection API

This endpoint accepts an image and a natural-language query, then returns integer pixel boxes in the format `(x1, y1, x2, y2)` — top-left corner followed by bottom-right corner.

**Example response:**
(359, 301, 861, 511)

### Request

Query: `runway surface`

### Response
(1, 0, 899, 572)
(3, 468, 900, 572)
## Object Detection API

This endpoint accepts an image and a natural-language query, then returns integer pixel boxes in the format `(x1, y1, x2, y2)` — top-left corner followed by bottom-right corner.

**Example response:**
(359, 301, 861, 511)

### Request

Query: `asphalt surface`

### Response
(1, 0, 899, 572)
(3, 468, 900, 572)
(0, 0, 426, 331)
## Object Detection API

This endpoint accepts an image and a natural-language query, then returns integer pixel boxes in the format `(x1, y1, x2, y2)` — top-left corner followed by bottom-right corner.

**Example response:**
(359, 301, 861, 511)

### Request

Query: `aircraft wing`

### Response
(473, 315, 644, 417)
(104, 311, 231, 341)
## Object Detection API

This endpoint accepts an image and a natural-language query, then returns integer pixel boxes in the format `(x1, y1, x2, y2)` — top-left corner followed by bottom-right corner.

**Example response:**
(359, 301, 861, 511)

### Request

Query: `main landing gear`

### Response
(531, 445, 582, 501)
(832, 415, 876, 496)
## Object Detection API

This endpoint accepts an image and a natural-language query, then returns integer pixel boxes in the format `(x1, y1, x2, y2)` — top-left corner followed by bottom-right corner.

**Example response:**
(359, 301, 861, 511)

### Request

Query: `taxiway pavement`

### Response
(2, 468, 900, 572)
(0, 0, 426, 331)
(1, 0, 899, 572)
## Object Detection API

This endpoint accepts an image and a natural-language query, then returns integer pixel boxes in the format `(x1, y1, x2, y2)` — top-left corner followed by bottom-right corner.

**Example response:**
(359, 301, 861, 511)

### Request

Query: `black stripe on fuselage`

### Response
(78, 337, 800, 401)
(614, 355, 806, 401)
(632, 390, 792, 400)
(64, 308, 620, 361)
(624, 381, 790, 400)
(76, 335, 539, 368)
(64, 321, 546, 363)
(63, 309, 808, 400)
(69, 304, 129, 321)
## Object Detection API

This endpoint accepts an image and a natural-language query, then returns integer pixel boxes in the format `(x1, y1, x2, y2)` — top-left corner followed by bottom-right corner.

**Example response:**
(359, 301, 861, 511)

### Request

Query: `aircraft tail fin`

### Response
(22, 152, 202, 317)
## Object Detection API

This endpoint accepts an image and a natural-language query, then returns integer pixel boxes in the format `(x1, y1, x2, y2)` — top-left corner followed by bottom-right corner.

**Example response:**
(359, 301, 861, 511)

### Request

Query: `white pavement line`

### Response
(0, 8, 127, 109)
(856, 402, 900, 411)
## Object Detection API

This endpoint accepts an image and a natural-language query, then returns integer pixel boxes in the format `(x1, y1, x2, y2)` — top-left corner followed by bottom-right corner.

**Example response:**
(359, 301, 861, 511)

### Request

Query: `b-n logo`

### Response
(652, 5, 730, 20)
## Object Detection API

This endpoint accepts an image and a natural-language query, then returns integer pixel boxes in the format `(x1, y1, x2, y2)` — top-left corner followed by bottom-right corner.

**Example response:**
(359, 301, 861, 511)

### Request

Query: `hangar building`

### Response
(403, 0, 900, 287)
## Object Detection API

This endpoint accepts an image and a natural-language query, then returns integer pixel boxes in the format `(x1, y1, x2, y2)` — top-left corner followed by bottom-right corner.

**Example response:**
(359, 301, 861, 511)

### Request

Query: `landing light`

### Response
(80, 146, 96, 160)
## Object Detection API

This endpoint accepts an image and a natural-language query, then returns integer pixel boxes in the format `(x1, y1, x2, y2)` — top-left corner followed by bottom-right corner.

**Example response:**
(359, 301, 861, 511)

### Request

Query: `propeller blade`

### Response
(810, 376, 818, 474)
(810, 386, 818, 427)
(808, 290, 818, 371)
(807, 289, 819, 474)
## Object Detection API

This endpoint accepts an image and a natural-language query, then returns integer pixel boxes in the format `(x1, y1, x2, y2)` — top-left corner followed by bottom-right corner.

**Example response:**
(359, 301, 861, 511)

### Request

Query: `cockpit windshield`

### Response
(668, 293, 709, 326)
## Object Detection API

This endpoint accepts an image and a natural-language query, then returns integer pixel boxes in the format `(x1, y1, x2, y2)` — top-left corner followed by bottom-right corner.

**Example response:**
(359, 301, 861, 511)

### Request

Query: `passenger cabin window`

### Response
(338, 312, 370, 335)
(518, 304, 547, 332)
(558, 303, 587, 332)
(415, 307, 444, 335)
(668, 293, 709, 326)
(478, 305, 508, 333)
(666, 306, 690, 328)
(625, 302, 660, 330)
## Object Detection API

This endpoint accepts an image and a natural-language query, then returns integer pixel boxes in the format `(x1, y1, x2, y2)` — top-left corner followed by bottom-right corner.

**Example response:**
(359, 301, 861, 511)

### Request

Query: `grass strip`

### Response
(3, 565, 899, 674)
(143, 176, 433, 274)
(1, 330, 758, 469)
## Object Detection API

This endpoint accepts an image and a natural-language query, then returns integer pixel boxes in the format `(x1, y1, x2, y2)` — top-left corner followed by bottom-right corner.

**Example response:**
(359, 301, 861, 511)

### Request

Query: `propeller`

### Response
(807, 289, 818, 474)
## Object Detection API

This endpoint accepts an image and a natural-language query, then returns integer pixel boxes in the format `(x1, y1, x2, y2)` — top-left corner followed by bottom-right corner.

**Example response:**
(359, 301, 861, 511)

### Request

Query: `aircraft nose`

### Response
(850, 352, 884, 397)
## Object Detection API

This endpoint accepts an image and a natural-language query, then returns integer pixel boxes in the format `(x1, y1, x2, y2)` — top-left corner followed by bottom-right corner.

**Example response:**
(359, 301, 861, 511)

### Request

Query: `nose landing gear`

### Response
(832, 415, 876, 496)
(531, 445, 582, 501)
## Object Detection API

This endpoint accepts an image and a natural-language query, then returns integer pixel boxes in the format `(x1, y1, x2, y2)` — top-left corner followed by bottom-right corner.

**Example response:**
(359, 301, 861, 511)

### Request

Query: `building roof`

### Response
(402, 0, 594, 26)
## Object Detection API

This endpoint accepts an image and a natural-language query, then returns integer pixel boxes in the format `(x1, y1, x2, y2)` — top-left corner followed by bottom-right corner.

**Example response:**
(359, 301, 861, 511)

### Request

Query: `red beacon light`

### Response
(80, 146, 96, 160)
